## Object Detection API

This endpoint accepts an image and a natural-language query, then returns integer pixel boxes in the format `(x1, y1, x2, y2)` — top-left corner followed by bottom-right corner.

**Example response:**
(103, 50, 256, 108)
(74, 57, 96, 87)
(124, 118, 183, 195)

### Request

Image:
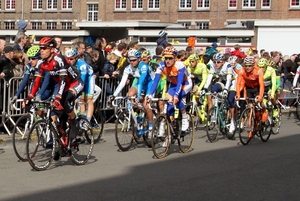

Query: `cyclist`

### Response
(65, 48, 95, 122)
(235, 56, 265, 138)
(26, 37, 84, 140)
(147, 46, 192, 132)
(109, 49, 155, 131)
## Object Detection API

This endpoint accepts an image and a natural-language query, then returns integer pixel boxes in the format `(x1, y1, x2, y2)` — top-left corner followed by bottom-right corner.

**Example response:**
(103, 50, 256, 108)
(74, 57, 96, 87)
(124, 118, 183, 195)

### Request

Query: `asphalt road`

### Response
(0, 114, 300, 201)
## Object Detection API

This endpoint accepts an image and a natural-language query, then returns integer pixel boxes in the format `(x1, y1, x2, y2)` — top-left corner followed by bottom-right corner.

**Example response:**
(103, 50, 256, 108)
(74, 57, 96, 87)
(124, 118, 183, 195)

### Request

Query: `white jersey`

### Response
(204, 62, 233, 90)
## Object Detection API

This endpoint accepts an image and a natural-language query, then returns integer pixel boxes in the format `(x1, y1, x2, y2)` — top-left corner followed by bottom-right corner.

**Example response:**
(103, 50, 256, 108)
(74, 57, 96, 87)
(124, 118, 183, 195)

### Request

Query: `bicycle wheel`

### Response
(142, 117, 152, 148)
(296, 100, 300, 121)
(13, 114, 32, 162)
(271, 104, 282, 134)
(70, 118, 94, 165)
(238, 107, 254, 145)
(178, 112, 194, 153)
(26, 119, 56, 171)
(151, 114, 170, 159)
(219, 101, 235, 139)
(206, 107, 219, 142)
(89, 108, 104, 143)
(186, 102, 199, 129)
(115, 111, 133, 151)
(259, 112, 272, 142)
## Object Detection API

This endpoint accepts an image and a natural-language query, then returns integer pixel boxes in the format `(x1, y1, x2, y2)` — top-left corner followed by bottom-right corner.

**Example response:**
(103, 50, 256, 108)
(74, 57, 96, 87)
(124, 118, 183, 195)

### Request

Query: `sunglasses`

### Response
(141, 58, 148, 62)
(164, 57, 174, 60)
(40, 47, 49, 50)
(213, 61, 222, 64)
(129, 59, 137, 62)
(244, 65, 254, 68)
(29, 58, 38, 61)
(68, 57, 76, 61)
(190, 60, 196, 63)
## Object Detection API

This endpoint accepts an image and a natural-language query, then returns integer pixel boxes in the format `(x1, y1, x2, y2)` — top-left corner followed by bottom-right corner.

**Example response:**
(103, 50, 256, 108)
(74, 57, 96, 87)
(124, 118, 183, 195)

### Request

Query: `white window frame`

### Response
(181, 22, 192, 29)
(242, 0, 256, 9)
(32, 0, 42, 10)
(31, 22, 42, 29)
(115, 0, 126, 10)
(179, 0, 192, 9)
(290, 0, 300, 7)
(261, 0, 270, 8)
(62, 0, 72, 9)
(196, 21, 209, 29)
(228, 0, 237, 9)
(61, 22, 72, 29)
(131, 0, 143, 10)
(4, 21, 15, 29)
(47, 0, 57, 10)
(87, 4, 98, 21)
(148, 0, 159, 10)
(197, 0, 210, 10)
(46, 22, 57, 29)
(6, 0, 15, 10)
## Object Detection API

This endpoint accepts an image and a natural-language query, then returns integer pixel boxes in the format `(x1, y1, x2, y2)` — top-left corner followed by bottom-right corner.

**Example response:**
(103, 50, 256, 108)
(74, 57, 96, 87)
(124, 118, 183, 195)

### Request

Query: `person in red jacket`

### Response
(230, 44, 246, 59)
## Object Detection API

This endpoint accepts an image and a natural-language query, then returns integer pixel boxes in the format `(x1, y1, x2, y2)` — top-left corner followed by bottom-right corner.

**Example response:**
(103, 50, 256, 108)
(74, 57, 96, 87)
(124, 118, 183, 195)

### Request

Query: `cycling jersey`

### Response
(188, 62, 208, 91)
(28, 53, 82, 99)
(204, 62, 232, 90)
(113, 61, 154, 99)
(263, 66, 277, 97)
(236, 66, 264, 101)
(75, 58, 94, 97)
(292, 66, 300, 87)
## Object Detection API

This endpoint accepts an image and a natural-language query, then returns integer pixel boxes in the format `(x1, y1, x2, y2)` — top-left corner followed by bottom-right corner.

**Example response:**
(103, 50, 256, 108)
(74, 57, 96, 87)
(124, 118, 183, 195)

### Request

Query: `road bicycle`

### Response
(206, 92, 235, 142)
(236, 97, 272, 145)
(151, 98, 194, 159)
(112, 96, 152, 151)
(26, 100, 94, 171)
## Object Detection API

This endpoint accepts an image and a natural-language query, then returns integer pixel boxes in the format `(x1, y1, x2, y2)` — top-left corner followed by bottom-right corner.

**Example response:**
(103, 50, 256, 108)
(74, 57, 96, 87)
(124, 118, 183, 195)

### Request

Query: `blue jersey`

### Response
(75, 58, 94, 96)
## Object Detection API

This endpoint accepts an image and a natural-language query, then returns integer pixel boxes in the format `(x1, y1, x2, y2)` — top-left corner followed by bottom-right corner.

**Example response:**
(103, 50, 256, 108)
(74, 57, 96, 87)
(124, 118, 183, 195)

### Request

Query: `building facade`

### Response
(0, 0, 300, 53)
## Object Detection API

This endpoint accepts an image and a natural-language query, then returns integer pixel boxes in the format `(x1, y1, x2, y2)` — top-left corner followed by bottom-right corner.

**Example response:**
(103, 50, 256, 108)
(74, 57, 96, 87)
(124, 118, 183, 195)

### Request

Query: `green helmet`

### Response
(257, 58, 268, 68)
(26, 45, 40, 59)
(188, 54, 199, 61)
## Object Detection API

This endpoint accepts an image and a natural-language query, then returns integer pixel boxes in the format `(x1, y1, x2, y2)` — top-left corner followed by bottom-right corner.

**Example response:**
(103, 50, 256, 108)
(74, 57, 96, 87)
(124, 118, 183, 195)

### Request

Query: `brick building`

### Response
(0, 0, 299, 54)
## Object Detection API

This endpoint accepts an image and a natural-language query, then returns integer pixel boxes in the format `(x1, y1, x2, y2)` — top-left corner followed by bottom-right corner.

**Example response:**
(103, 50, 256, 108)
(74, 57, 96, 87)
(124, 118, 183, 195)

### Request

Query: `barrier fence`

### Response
(0, 76, 298, 135)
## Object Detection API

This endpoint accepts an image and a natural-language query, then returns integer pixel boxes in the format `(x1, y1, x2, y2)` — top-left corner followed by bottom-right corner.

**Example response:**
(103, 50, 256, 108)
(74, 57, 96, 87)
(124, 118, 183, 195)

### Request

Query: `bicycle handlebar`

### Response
(236, 97, 262, 109)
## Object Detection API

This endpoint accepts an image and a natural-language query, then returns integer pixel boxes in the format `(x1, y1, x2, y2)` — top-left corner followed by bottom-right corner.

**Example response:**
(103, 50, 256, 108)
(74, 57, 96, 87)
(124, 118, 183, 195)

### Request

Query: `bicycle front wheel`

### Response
(89, 108, 104, 143)
(70, 118, 94, 165)
(13, 114, 32, 162)
(271, 104, 282, 134)
(115, 111, 133, 151)
(151, 114, 170, 159)
(238, 107, 254, 145)
(26, 119, 56, 171)
(178, 112, 194, 153)
(206, 107, 219, 142)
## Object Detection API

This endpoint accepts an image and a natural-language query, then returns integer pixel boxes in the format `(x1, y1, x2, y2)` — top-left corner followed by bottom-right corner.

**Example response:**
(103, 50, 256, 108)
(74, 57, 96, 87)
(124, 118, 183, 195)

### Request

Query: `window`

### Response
(243, 0, 256, 8)
(290, 0, 300, 6)
(46, 22, 57, 29)
(132, 0, 142, 9)
(228, 0, 237, 9)
(62, 0, 72, 9)
(148, 0, 159, 9)
(87, 4, 98, 21)
(32, 0, 42, 9)
(115, 0, 126, 10)
(179, 0, 192, 9)
(181, 22, 191, 29)
(6, 0, 15, 9)
(61, 22, 72, 29)
(5, 22, 15, 29)
(196, 22, 209, 29)
(197, 0, 210, 9)
(32, 22, 42, 29)
(261, 0, 270, 7)
(47, 0, 57, 9)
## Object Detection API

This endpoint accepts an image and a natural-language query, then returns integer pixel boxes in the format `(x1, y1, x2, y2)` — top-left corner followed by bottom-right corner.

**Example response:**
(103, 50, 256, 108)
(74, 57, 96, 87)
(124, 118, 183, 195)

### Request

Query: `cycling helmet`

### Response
(26, 45, 40, 59)
(244, 56, 255, 65)
(39, 37, 56, 48)
(213, 53, 225, 61)
(268, 60, 276, 68)
(141, 50, 151, 58)
(257, 58, 269, 68)
(65, 48, 78, 58)
(128, 49, 141, 58)
(227, 56, 238, 64)
(163, 47, 177, 57)
(188, 54, 199, 61)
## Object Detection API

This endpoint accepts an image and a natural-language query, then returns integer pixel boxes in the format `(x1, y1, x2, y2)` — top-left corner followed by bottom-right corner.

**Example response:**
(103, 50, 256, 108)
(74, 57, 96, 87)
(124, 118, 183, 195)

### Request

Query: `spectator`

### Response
(0, 39, 6, 55)
(0, 46, 15, 81)
(90, 50, 100, 77)
(11, 50, 24, 77)
(54, 35, 62, 55)
(230, 44, 246, 59)
(14, 20, 27, 43)
(156, 30, 168, 48)
(13, 33, 27, 52)
(94, 37, 107, 76)
(103, 53, 119, 95)
(84, 43, 93, 66)
(260, 49, 266, 57)
(128, 39, 139, 50)
(205, 42, 218, 56)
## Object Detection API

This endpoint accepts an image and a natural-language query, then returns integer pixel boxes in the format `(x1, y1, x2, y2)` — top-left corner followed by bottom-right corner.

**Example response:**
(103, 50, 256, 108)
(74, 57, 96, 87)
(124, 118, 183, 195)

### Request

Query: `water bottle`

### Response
(174, 108, 179, 119)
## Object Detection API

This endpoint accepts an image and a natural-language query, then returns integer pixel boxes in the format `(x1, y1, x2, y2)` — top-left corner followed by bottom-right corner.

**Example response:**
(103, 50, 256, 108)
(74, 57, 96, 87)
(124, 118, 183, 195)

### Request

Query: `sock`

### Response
(182, 113, 188, 119)
(87, 117, 91, 122)
(148, 122, 153, 129)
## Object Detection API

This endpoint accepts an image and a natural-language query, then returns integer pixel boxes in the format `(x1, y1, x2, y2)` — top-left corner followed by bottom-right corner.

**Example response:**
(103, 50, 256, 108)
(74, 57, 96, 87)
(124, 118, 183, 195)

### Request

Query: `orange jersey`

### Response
(236, 66, 264, 100)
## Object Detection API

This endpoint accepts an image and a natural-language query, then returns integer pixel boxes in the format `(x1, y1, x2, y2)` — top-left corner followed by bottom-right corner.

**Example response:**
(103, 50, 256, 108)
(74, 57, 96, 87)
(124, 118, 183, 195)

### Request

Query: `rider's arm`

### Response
(292, 66, 300, 87)
(198, 65, 208, 91)
(36, 72, 50, 97)
(15, 64, 31, 97)
(271, 69, 277, 98)
(112, 67, 130, 97)
(149, 73, 161, 96)
(236, 70, 245, 98)
(225, 67, 233, 90)
(203, 72, 213, 89)
(137, 63, 148, 99)
(174, 68, 185, 97)
(28, 69, 43, 99)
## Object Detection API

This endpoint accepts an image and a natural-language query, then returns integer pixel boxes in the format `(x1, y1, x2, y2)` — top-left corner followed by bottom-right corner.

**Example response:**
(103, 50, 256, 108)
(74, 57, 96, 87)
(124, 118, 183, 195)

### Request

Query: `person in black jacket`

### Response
(156, 30, 168, 48)
(94, 37, 107, 76)
(0, 46, 15, 81)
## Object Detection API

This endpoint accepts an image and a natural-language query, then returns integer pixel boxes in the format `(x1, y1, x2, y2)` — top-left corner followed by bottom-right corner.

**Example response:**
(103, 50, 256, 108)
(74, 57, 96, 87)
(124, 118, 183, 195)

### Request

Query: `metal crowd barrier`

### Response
(0, 76, 299, 135)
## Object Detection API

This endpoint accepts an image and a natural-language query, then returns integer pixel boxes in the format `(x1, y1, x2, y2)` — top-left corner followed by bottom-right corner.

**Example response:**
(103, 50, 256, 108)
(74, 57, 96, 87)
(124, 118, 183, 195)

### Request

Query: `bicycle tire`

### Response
(238, 107, 254, 145)
(88, 108, 104, 143)
(13, 114, 32, 162)
(178, 112, 194, 153)
(115, 111, 133, 151)
(151, 114, 170, 159)
(132, 115, 144, 145)
(186, 102, 199, 129)
(206, 107, 219, 142)
(296, 101, 300, 121)
(70, 118, 94, 165)
(271, 104, 282, 134)
(26, 119, 56, 171)
(259, 113, 272, 142)
(219, 101, 235, 139)
(142, 117, 152, 148)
